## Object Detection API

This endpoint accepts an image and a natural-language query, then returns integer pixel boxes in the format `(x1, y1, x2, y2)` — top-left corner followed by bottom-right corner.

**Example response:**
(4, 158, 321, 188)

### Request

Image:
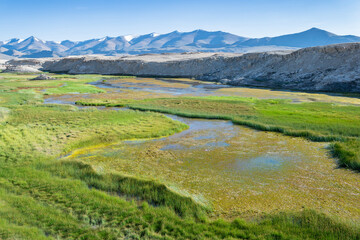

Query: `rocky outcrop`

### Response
(4, 58, 45, 73)
(3, 65, 41, 73)
(6, 58, 47, 68)
(30, 74, 55, 80)
(5, 43, 360, 93)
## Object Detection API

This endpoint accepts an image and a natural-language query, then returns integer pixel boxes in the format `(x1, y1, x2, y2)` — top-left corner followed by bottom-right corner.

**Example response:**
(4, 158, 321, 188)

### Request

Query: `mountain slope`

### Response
(5, 36, 51, 53)
(0, 37, 68, 56)
(64, 37, 130, 55)
(0, 52, 15, 60)
(1, 28, 359, 58)
(84, 36, 130, 54)
(235, 28, 360, 48)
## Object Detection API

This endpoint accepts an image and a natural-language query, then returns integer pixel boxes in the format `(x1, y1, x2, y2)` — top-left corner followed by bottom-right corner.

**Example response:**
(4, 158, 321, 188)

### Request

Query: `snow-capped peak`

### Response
(124, 35, 137, 41)
(3, 38, 24, 44)
(150, 33, 160, 37)
(28, 36, 44, 43)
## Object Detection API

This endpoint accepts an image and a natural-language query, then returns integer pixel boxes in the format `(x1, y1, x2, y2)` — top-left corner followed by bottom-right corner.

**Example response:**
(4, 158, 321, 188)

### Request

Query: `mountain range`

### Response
(1, 28, 359, 58)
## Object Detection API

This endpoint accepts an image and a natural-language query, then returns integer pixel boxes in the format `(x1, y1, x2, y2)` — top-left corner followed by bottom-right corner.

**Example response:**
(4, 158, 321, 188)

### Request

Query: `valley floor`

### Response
(0, 72, 359, 239)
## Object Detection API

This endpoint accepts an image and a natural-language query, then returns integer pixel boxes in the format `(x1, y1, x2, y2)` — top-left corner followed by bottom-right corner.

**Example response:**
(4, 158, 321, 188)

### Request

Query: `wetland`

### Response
(0, 72, 359, 239)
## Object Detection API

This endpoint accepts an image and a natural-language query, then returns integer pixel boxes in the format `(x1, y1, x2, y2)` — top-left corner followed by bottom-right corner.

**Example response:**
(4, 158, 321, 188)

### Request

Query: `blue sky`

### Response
(0, 0, 359, 41)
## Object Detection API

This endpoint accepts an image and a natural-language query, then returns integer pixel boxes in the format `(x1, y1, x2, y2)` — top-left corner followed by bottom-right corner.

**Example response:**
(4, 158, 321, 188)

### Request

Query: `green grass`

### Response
(0, 90, 43, 106)
(0, 107, 10, 123)
(0, 73, 107, 96)
(123, 97, 360, 171)
(0, 104, 188, 164)
(42, 160, 210, 220)
(332, 140, 360, 171)
(1, 73, 359, 239)
(127, 97, 360, 139)
(2, 161, 359, 240)
(77, 96, 360, 171)
(44, 82, 105, 94)
(76, 99, 135, 107)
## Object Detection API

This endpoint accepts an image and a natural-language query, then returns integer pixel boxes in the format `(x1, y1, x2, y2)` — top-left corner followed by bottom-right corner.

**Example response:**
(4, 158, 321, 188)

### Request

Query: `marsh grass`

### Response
(0, 104, 188, 164)
(1, 73, 360, 239)
(0, 90, 43, 106)
(42, 160, 210, 220)
(76, 99, 135, 107)
(125, 97, 360, 170)
(44, 82, 105, 94)
(0, 107, 10, 123)
(0, 73, 107, 96)
(2, 161, 359, 240)
(332, 140, 360, 171)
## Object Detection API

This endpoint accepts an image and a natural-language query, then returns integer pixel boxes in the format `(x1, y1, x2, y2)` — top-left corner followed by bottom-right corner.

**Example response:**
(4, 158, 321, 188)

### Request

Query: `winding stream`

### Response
(45, 77, 360, 219)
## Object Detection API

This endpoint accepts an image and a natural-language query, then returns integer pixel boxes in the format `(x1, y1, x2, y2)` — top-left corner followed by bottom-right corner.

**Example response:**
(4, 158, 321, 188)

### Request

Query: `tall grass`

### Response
(2, 163, 359, 239)
(42, 160, 210, 220)
(75, 99, 134, 107)
(332, 140, 360, 171)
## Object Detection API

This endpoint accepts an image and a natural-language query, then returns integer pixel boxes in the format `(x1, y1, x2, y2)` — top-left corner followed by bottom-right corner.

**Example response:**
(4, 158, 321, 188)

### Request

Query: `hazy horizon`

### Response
(1, 0, 359, 41)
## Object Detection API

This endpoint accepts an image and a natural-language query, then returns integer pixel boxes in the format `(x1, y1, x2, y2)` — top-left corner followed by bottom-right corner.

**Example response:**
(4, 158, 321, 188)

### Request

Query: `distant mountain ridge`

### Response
(1, 28, 359, 58)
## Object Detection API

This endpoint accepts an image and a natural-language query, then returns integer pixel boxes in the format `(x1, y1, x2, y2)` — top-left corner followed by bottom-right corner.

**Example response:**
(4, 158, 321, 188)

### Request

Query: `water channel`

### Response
(45, 77, 360, 219)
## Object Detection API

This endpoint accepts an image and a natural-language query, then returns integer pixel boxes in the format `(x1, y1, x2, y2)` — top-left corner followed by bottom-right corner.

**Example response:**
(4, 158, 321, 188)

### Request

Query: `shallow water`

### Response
(92, 77, 360, 105)
(91, 77, 230, 96)
(47, 77, 360, 219)
(66, 114, 360, 219)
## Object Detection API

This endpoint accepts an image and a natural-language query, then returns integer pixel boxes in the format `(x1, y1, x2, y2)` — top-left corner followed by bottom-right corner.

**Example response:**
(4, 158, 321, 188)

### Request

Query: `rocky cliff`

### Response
(5, 43, 360, 93)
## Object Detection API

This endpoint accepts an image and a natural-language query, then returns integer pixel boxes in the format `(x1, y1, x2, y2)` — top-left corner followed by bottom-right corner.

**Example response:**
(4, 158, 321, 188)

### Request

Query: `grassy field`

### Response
(0, 72, 359, 239)
(0, 73, 106, 94)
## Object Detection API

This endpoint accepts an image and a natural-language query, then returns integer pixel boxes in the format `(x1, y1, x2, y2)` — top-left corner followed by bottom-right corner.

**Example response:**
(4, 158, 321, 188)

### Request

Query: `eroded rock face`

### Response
(5, 43, 360, 93)
(3, 65, 41, 73)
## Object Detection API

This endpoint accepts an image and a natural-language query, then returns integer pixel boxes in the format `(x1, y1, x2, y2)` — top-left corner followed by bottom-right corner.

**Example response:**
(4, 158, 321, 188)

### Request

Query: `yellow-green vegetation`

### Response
(333, 140, 360, 171)
(0, 104, 188, 163)
(75, 98, 135, 107)
(216, 87, 360, 105)
(0, 73, 106, 95)
(44, 81, 106, 94)
(125, 96, 360, 171)
(0, 72, 360, 239)
(0, 107, 10, 122)
(66, 120, 360, 220)
(109, 77, 192, 89)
